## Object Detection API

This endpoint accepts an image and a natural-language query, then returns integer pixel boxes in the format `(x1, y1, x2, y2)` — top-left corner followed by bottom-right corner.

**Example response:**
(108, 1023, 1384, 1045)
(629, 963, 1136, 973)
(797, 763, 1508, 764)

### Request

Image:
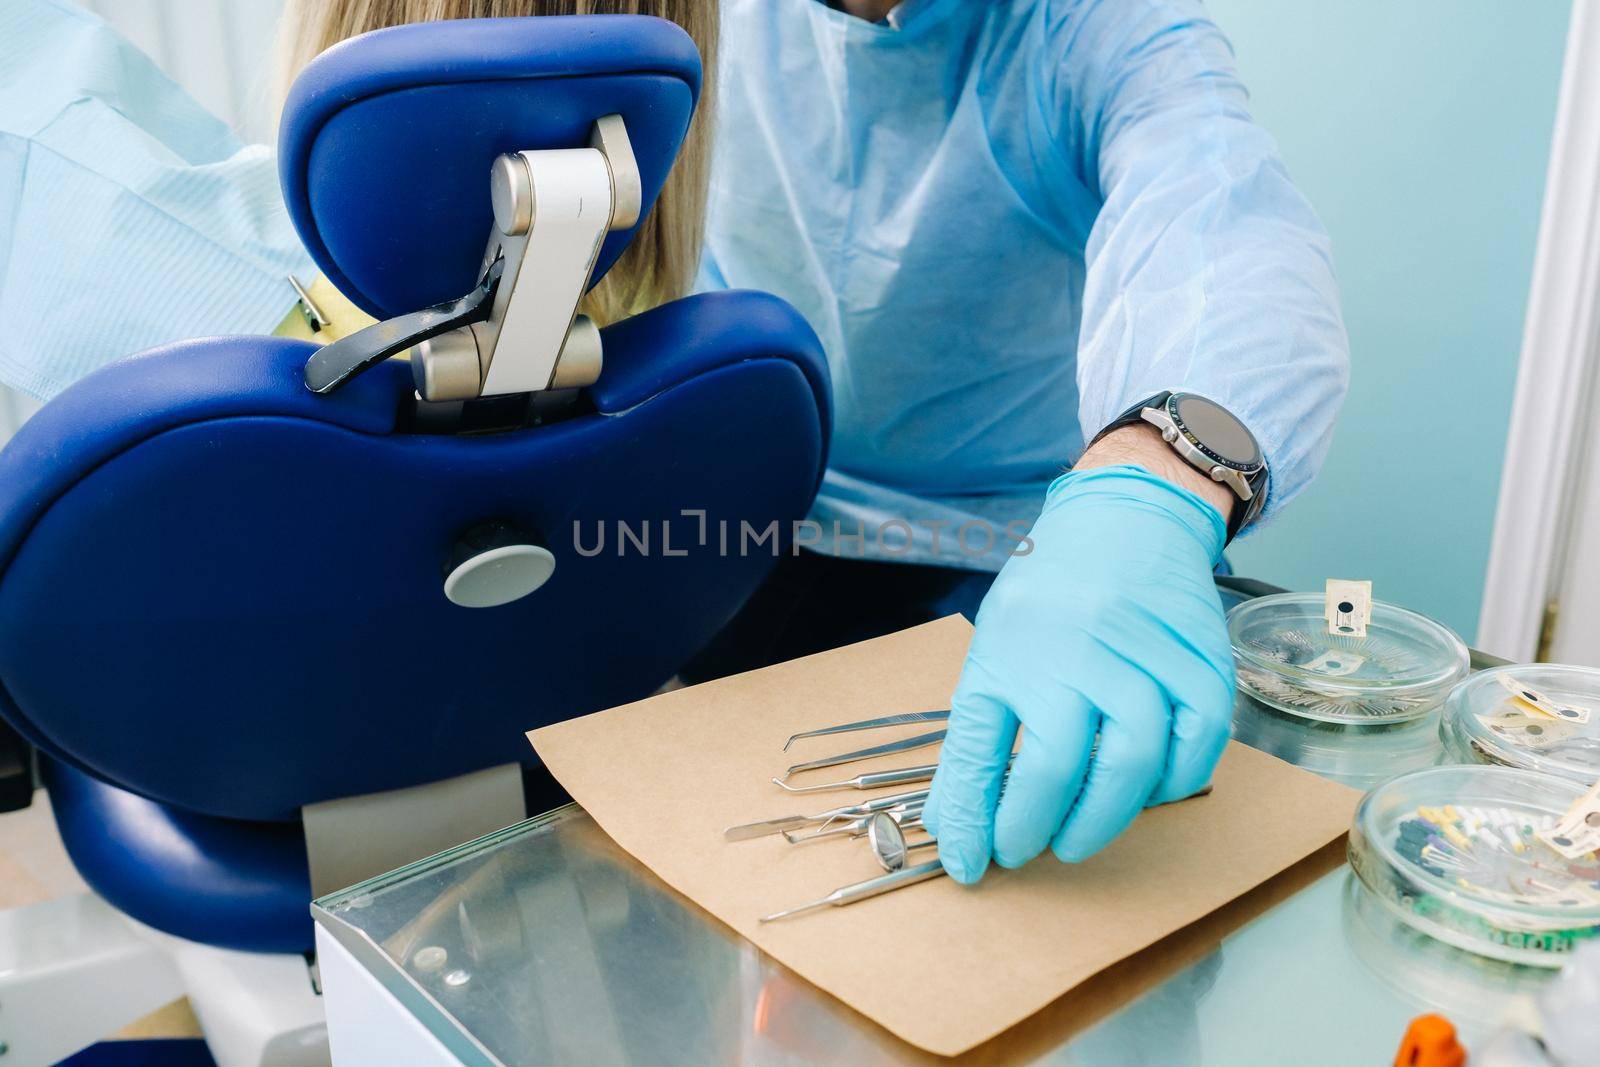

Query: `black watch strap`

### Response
(1090, 391, 1269, 544)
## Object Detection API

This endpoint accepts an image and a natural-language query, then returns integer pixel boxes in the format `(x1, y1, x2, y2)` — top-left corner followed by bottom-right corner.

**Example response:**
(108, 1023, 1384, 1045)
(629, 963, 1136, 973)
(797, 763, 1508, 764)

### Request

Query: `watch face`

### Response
(1170, 393, 1262, 470)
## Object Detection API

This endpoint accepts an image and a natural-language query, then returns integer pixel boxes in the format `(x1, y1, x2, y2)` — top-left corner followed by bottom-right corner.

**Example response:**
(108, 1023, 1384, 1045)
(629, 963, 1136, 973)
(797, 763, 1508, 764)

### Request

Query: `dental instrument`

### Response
(286, 274, 330, 334)
(758, 860, 948, 923)
(771, 754, 1016, 796)
(782, 710, 950, 751)
(867, 811, 937, 872)
(770, 763, 937, 794)
(782, 729, 947, 780)
(759, 783, 1216, 920)
(788, 759, 1015, 841)
(722, 787, 929, 842)
(784, 802, 925, 844)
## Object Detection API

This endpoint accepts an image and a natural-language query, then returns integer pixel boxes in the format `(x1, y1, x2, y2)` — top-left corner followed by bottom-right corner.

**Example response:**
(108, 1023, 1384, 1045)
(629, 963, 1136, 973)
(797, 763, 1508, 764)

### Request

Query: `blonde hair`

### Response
(276, 0, 716, 324)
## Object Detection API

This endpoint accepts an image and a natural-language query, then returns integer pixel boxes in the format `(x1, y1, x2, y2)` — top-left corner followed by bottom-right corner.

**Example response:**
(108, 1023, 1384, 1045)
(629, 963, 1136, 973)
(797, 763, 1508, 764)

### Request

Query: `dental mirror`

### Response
(867, 811, 936, 872)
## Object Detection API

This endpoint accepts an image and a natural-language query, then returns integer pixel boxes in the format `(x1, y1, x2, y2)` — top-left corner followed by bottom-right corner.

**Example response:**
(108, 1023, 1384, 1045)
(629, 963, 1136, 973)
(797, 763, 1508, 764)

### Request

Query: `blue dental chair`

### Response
(0, 16, 828, 1064)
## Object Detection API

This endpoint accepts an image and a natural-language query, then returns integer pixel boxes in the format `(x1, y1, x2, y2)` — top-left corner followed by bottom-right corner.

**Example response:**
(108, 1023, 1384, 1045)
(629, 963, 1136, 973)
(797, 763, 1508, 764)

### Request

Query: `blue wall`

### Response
(1212, 1, 1571, 642)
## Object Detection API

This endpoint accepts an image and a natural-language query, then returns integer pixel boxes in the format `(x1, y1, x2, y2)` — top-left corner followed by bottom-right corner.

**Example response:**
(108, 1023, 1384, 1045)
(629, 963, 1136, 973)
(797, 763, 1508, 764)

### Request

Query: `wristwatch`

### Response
(1090, 391, 1269, 543)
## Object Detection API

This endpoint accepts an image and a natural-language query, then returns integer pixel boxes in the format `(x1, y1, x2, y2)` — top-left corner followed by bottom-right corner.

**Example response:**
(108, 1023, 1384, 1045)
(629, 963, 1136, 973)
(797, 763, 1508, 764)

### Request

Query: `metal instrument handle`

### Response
(783, 710, 951, 751)
(836, 859, 947, 905)
(784, 728, 948, 778)
(854, 787, 930, 814)
(856, 764, 938, 789)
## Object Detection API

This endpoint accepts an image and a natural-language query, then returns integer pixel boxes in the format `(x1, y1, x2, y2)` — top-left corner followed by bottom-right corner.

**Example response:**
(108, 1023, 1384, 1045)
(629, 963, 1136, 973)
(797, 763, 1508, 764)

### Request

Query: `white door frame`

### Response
(1478, 0, 1600, 661)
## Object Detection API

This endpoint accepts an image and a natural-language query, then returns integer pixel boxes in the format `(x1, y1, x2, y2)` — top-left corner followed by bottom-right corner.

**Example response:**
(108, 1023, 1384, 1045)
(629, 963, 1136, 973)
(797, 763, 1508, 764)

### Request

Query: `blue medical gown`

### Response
(0, 0, 311, 401)
(701, 0, 1349, 569)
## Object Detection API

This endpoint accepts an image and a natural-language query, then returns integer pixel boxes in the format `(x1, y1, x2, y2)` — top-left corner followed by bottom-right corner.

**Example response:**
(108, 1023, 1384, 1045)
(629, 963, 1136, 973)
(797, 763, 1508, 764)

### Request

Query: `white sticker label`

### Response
(1304, 649, 1366, 677)
(1495, 673, 1593, 725)
(1325, 579, 1372, 638)
(1475, 710, 1577, 750)
(1537, 778, 1600, 860)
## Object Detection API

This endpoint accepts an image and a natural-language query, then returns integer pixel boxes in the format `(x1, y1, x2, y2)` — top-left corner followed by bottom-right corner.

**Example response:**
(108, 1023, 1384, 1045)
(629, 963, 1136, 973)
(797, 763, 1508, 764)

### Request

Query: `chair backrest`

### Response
(0, 16, 830, 823)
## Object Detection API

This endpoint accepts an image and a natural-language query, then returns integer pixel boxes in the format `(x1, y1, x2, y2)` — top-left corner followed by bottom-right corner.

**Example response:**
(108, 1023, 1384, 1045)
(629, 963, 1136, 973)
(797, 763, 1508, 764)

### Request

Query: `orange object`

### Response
(1394, 1014, 1467, 1067)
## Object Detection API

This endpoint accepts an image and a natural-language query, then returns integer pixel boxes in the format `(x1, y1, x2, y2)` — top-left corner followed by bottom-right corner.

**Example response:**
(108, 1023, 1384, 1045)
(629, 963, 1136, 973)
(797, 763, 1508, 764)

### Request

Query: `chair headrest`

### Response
(278, 15, 701, 321)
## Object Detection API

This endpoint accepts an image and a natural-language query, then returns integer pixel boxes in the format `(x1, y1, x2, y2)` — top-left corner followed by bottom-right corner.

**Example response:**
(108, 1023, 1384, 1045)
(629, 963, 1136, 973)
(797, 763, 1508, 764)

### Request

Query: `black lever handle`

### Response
(303, 258, 505, 395)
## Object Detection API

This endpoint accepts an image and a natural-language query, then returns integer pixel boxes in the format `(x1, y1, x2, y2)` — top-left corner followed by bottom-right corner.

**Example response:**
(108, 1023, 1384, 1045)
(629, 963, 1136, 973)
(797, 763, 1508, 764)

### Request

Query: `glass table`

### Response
(313, 805, 1555, 1065)
(313, 584, 1555, 1064)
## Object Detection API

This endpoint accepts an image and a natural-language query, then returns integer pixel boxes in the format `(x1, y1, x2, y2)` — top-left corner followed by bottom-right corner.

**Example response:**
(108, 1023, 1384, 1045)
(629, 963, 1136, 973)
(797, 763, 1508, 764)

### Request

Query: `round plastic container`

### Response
(1229, 593, 1468, 724)
(1231, 692, 1444, 789)
(1348, 765, 1600, 967)
(1441, 664, 1600, 785)
(1342, 875, 1551, 1020)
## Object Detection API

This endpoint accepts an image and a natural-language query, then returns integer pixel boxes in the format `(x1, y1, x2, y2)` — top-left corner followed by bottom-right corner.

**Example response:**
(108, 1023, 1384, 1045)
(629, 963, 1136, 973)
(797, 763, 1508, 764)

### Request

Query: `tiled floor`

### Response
(1, 791, 203, 1039)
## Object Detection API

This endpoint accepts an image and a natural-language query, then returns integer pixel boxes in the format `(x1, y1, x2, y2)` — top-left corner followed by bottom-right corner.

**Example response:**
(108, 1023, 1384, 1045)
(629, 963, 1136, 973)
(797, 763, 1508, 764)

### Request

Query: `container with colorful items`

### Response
(1348, 765, 1600, 967)
(1229, 593, 1469, 725)
(1441, 664, 1600, 785)
(1343, 874, 1552, 1026)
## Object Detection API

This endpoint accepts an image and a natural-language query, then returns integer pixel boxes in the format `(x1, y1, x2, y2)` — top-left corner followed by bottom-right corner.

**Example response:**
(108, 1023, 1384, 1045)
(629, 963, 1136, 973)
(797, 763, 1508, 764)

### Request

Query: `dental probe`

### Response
(771, 763, 937, 794)
(758, 860, 948, 923)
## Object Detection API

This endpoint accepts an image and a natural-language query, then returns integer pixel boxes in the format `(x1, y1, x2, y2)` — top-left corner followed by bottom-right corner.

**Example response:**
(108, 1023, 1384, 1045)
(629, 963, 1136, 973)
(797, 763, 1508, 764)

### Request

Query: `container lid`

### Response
(1349, 765, 1600, 966)
(1444, 664, 1600, 784)
(1228, 593, 1469, 724)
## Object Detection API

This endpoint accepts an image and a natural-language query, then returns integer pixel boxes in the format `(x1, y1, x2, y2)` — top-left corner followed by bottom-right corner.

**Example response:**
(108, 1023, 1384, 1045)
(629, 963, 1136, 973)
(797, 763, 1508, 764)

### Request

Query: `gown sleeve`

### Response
(1042, 0, 1350, 521)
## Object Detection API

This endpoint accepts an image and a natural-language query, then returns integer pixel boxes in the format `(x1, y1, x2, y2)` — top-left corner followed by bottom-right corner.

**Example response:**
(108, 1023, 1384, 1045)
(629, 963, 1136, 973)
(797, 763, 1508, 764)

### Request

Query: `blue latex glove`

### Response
(921, 465, 1235, 883)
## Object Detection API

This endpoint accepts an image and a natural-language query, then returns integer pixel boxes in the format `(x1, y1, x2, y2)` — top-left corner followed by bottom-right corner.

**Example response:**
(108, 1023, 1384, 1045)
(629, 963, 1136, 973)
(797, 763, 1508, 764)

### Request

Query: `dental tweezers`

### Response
(782, 729, 947, 780)
(782, 710, 951, 751)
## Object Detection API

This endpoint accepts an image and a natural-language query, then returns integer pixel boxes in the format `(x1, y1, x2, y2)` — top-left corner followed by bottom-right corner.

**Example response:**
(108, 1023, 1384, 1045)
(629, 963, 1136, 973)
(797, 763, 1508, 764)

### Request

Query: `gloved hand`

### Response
(921, 464, 1235, 883)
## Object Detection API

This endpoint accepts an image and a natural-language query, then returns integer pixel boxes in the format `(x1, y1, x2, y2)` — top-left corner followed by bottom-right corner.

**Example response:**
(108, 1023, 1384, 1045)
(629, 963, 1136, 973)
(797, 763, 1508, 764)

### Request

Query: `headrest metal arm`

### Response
(302, 115, 643, 403)
(302, 261, 503, 394)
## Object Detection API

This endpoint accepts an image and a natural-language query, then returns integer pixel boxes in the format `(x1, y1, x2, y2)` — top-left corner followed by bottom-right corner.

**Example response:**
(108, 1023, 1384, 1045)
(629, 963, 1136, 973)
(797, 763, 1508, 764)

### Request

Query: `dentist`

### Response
(691, 0, 1350, 881)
